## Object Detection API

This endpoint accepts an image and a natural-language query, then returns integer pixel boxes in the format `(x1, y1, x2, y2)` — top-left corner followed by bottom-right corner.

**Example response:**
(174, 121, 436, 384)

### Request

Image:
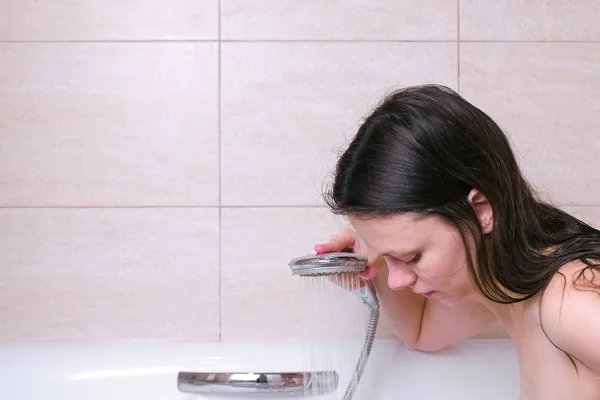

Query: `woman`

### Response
(315, 85, 600, 399)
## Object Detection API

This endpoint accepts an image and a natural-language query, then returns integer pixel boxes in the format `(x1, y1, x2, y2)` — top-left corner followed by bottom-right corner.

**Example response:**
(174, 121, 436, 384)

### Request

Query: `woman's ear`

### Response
(467, 189, 494, 234)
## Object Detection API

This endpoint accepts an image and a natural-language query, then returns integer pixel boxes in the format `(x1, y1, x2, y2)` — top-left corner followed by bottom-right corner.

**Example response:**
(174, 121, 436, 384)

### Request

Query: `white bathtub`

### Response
(0, 338, 519, 399)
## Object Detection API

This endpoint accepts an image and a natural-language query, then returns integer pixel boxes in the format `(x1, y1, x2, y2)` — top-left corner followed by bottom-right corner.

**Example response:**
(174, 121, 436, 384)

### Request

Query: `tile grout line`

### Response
(457, 0, 461, 92)
(0, 205, 329, 209)
(2, 39, 600, 43)
(217, 0, 223, 342)
(0, 204, 597, 209)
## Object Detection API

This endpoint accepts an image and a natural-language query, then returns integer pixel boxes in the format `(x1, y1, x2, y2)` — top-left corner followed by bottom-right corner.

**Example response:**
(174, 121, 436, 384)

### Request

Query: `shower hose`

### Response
(341, 304, 379, 400)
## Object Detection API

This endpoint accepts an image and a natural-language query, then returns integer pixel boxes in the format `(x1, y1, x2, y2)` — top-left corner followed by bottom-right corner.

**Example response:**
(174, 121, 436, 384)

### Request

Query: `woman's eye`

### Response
(406, 253, 421, 266)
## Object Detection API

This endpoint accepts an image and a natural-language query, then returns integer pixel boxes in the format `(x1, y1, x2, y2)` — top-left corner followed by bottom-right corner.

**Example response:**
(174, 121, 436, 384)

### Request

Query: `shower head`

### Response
(288, 252, 368, 276)
(288, 252, 378, 310)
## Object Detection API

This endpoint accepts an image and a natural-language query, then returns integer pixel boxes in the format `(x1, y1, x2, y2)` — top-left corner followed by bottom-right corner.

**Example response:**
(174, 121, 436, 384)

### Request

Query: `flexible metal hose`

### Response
(342, 304, 379, 400)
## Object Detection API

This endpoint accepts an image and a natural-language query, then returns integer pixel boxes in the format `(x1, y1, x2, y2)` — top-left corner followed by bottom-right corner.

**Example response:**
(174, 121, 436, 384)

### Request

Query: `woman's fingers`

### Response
(312, 227, 383, 284)
(358, 265, 378, 280)
(314, 227, 357, 254)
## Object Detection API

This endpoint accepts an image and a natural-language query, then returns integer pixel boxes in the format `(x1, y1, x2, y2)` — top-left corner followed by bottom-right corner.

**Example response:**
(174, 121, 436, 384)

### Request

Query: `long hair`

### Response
(324, 84, 600, 303)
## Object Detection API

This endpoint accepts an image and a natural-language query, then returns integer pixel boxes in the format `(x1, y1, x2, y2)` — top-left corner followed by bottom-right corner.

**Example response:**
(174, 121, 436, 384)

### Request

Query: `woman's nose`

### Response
(387, 266, 417, 291)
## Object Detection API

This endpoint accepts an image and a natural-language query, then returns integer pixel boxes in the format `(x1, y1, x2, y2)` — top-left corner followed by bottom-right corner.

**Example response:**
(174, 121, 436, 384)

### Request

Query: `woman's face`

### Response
(350, 213, 478, 306)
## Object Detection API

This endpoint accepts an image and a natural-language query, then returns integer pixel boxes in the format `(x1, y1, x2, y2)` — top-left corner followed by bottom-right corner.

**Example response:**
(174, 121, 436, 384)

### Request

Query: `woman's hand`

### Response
(314, 226, 386, 280)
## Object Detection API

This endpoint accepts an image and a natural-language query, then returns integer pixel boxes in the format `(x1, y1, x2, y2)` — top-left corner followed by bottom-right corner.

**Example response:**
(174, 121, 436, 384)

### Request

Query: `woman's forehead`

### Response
(350, 213, 431, 248)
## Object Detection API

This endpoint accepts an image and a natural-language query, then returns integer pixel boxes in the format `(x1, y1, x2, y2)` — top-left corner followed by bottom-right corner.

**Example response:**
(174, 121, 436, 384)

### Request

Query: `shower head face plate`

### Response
(288, 252, 368, 276)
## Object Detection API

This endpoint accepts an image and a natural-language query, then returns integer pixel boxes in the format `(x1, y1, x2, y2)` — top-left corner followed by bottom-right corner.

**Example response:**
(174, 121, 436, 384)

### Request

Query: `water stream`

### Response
(300, 273, 367, 398)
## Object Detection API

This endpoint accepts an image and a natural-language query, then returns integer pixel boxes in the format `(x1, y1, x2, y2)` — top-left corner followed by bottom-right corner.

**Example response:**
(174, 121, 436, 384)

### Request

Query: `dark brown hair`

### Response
(324, 84, 600, 303)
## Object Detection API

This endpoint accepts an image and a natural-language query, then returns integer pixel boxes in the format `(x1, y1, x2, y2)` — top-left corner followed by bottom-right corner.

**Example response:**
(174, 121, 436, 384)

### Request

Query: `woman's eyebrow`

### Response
(380, 248, 415, 257)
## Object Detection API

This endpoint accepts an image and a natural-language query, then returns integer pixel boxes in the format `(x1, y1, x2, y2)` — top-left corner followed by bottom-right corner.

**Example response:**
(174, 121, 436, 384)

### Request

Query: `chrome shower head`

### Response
(288, 252, 368, 276)
(288, 252, 378, 310)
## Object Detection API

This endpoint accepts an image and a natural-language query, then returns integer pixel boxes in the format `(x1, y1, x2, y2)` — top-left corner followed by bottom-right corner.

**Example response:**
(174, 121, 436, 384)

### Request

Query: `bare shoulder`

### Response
(539, 259, 600, 373)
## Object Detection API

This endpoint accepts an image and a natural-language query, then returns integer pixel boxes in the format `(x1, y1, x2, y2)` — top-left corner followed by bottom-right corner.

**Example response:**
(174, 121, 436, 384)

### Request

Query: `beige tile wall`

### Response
(1, 0, 599, 342)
